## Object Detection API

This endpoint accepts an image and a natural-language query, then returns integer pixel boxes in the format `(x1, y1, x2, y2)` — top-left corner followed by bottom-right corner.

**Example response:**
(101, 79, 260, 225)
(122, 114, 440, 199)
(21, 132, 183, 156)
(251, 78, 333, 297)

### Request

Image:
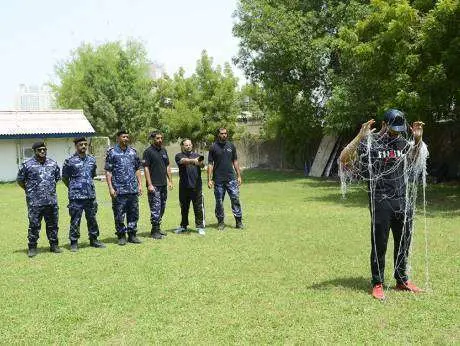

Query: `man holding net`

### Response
(339, 109, 427, 300)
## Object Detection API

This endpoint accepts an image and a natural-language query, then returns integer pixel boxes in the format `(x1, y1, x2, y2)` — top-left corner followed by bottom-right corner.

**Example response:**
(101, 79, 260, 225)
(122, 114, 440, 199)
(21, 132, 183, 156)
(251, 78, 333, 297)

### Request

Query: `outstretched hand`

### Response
(358, 119, 376, 139)
(410, 121, 425, 143)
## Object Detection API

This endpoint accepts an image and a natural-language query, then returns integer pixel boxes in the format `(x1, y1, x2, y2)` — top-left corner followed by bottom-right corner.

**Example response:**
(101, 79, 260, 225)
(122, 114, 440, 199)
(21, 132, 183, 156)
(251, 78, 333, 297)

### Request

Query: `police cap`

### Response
(32, 141, 46, 150)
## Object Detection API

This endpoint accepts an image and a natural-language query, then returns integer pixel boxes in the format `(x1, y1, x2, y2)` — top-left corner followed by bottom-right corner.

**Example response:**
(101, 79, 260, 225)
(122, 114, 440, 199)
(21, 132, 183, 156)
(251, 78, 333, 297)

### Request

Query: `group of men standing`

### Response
(17, 127, 244, 257)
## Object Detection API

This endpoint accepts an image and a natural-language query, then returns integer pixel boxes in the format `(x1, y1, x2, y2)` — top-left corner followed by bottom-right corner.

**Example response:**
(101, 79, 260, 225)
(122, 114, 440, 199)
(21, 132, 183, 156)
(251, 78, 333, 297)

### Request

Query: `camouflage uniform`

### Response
(62, 153, 100, 242)
(105, 144, 141, 237)
(17, 157, 61, 247)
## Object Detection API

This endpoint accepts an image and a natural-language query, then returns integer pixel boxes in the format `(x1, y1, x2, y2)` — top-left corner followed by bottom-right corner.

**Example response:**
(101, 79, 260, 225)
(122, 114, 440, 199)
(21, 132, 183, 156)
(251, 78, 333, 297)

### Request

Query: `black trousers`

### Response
(179, 187, 204, 228)
(370, 197, 413, 285)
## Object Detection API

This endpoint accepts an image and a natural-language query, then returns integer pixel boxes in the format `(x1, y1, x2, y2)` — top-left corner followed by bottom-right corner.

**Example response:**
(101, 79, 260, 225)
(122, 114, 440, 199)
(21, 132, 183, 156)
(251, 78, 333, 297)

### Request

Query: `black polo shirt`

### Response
(208, 141, 237, 183)
(175, 151, 202, 189)
(143, 145, 169, 186)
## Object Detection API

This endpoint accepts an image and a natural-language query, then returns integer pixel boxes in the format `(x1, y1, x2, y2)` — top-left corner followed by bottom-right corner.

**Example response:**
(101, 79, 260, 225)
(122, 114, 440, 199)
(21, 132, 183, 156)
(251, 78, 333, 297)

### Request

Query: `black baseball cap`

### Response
(383, 109, 407, 132)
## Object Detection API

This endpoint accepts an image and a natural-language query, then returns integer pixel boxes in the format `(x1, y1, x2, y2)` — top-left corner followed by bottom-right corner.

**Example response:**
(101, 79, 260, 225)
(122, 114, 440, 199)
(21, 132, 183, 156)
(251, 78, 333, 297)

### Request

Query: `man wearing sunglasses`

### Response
(17, 142, 62, 257)
(62, 137, 105, 251)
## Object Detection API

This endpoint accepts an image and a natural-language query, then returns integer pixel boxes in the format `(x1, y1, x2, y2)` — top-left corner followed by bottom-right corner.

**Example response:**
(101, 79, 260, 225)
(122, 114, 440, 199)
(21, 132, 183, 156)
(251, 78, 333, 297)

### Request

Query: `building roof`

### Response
(0, 110, 96, 138)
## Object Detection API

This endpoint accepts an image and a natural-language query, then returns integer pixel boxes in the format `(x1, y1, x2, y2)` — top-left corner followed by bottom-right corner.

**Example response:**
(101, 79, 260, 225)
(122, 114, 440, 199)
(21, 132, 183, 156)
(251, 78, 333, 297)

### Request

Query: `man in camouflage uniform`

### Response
(62, 137, 105, 251)
(105, 130, 143, 245)
(17, 141, 62, 257)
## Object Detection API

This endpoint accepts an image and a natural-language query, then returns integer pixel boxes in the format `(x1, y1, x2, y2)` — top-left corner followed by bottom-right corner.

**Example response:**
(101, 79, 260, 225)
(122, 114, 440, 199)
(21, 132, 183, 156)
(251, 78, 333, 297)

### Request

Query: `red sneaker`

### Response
(395, 281, 423, 293)
(372, 283, 385, 300)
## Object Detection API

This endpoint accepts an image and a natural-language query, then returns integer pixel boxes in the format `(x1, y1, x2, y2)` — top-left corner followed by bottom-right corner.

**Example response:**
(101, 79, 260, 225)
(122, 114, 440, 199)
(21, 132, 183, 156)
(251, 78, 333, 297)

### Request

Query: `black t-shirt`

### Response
(358, 134, 411, 199)
(208, 141, 237, 183)
(143, 145, 169, 186)
(175, 151, 202, 189)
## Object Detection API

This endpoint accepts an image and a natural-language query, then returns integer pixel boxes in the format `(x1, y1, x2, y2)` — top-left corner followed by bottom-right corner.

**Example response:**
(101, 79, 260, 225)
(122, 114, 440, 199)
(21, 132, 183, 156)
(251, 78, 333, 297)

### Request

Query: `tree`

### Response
(52, 40, 158, 141)
(326, 0, 421, 130)
(233, 0, 369, 159)
(156, 50, 240, 146)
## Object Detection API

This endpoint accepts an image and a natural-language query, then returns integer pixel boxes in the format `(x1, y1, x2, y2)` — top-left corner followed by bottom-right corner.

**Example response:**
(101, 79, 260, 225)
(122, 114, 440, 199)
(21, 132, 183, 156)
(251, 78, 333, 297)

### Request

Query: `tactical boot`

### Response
(235, 217, 244, 230)
(89, 238, 106, 248)
(217, 220, 225, 231)
(127, 234, 142, 244)
(118, 234, 127, 246)
(70, 241, 78, 252)
(28, 245, 38, 258)
(50, 244, 62, 253)
(151, 232, 164, 240)
(151, 226, 164, 240)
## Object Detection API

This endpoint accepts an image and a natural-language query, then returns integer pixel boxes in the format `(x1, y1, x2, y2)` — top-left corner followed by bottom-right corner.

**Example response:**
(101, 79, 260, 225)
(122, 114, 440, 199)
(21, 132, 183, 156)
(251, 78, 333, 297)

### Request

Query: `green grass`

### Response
(0, 169, 458, 344)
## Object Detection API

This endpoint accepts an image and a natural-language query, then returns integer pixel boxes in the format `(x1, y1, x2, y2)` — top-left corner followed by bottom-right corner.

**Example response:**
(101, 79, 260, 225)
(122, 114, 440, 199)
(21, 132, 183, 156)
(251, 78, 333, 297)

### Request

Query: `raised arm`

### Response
(339, 119, 376, 167)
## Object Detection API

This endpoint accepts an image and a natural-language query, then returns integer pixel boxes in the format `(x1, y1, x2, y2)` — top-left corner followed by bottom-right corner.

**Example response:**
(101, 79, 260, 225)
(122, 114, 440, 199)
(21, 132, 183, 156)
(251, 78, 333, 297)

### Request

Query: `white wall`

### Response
(0, 141, 18, 182)
(46, 138, 74, 168)
(0, 137, 75, 182)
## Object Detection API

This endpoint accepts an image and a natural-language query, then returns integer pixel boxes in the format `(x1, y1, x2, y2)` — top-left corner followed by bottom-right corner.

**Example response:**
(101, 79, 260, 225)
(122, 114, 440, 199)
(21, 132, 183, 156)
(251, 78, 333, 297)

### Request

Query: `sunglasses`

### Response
(36, 148, 47, 152)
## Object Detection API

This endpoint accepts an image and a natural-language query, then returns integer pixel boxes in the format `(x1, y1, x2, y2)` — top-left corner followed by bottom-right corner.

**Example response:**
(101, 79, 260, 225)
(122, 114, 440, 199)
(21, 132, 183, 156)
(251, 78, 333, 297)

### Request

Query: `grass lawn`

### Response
(0, 169, 458, 344)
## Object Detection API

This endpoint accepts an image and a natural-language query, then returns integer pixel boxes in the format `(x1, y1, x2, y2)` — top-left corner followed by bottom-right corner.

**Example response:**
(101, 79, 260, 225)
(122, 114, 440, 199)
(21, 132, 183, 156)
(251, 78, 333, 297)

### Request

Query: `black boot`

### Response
(127, 233, 142, 244)
(70, 240, 78, 252)
(28, 244, 37, 258)
(89, 238, 106, 248)
(235, 217, 244, 229)
(151, 226, 164, 240)
(118, 234, 127, 246)
(50, 244, 62, 253)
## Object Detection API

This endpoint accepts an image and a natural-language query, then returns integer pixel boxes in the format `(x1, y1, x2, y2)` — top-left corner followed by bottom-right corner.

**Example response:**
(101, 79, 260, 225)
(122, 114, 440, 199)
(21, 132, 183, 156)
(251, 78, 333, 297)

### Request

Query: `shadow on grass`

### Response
(13, 245, 66, 255)
(307, 276, 370, 293)
(302, 179, 460, 218)
(136, 228, 185, 238)
(243, 168, 306, 184)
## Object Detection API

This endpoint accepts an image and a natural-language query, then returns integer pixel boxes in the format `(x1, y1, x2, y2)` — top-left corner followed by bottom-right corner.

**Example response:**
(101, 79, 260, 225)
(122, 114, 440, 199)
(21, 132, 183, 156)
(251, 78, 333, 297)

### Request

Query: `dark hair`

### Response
(73, 137, 87, 144)
(217, 127, 227, 135)
(116, 130, 129, 137)
(149, 130, 163, 139)
(180, 138, 191, 146)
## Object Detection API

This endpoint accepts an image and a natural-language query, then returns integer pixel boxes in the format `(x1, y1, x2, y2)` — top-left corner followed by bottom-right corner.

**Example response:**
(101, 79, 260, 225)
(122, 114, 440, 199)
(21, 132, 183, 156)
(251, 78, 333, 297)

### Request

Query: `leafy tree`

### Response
(326, 0, 421, 130)
(414, 0, 460, 122)
(52, 40, 158, 141)
(234, 0, 460, 140)
(156, 51, 240, 146)
(233, 0, 368, 158)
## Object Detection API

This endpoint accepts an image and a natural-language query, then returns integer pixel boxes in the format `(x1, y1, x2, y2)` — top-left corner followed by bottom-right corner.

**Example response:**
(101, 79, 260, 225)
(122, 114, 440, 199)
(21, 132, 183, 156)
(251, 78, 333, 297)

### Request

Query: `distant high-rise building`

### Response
(16, 84, 56, 111)
(148, 62, 166, 80)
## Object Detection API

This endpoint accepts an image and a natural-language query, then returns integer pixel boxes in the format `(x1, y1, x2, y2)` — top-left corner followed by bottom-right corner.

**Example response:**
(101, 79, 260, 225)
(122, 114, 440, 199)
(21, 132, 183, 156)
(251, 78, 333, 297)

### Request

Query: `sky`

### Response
(0, 0, 244, 109)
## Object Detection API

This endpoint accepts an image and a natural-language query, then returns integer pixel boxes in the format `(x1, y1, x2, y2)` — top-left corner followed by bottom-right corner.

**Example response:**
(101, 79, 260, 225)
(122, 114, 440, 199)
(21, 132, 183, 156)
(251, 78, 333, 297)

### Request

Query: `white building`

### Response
(15, 84, 56, 111)
(0, 110, 95, 182)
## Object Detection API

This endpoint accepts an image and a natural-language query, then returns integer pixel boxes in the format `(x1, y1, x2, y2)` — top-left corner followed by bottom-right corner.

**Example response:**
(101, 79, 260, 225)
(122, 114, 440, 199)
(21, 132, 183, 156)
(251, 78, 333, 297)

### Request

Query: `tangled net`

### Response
(339, 131, 430, 290)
